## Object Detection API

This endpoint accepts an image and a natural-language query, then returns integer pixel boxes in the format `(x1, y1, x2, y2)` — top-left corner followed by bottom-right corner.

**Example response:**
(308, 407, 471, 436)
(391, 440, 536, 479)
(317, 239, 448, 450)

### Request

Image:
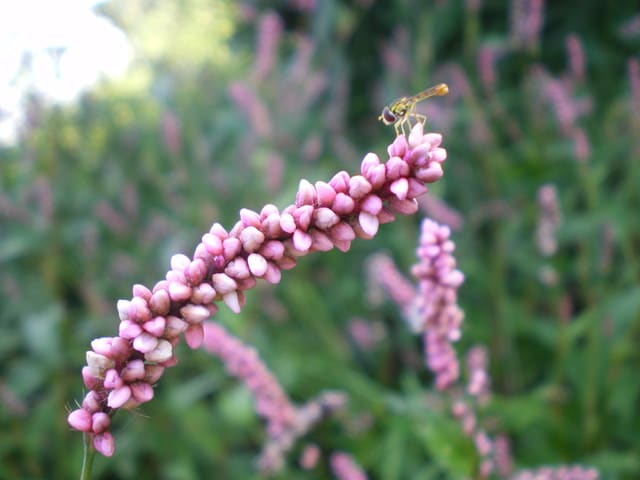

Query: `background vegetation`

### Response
(1, 0, 639, 478)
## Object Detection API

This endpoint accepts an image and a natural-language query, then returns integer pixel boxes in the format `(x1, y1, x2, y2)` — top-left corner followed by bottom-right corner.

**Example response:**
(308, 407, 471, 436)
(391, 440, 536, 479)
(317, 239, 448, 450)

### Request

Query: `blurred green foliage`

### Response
(1, 0, 640, 478)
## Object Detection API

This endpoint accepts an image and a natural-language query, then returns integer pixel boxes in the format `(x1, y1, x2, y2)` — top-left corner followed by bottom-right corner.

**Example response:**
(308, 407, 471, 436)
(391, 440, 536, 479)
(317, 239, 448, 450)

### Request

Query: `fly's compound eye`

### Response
(379, 106, 397, 125)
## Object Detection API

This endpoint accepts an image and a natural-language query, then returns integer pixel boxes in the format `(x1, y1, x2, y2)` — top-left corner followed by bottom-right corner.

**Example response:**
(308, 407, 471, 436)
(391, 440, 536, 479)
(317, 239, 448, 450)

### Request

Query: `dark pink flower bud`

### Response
(223, 237, 242, 260)
(263, 262, 282, 284)
(67, 408, 92, 432)
(144, 364, 165, 384)
(211, 273, 238, 294)
(329, 170, 350, 193)
(121, 359, 146, 382)
(185, 323, 205, 348)
(143, 316, 166, 337)
(82, 366, 99, 390)
(93, 431, 115, 457)
(103, 369, 123, 389)
(144, 339, 173, 363)
(225, 257, 251, 279)
(260, 240, 285, 259)
(82, 390, 101, 411)
(386, 156, 410, 180)
(180, 304, 211, 324)
(390, 178, 409, 200)
(132, 284, 152, 301)
(130, 382, 154, 403)
(191, 283, 216, 304)
(313, 207, 340, 230)
(315, 181, 336, 206)
(92, 412, 111, 433)
(119, 320, 143, 339)
(165, 316, 188, 338)
(202, 232, 223, 256)
(348, 175, 372, 199)
(310, 230, 334, 252)
(240, 208, 262, 227)
(296, 179, 317, 206)
(332, 192, 355, 215)
(149, 288, 170, 315)
(170, 253, 190, 273)
(292, 230, 312, 252)
(239, 226, 265, 252)
(248, 253, 268, 277)
(107, 385, 132, 409)
(130, 296, 152, 322)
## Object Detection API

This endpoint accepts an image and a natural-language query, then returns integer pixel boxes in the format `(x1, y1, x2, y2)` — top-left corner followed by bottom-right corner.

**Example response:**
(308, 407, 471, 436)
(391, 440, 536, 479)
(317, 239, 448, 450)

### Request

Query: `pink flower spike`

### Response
(185, 323, 205, 348)
(133, 332, 159, 354)
(67, 408, 92, 432)
(92, 412, 111, 433)
(107, 385, 132, 409)
(144, 339, 173, 363)
(93, 431, 115, 457)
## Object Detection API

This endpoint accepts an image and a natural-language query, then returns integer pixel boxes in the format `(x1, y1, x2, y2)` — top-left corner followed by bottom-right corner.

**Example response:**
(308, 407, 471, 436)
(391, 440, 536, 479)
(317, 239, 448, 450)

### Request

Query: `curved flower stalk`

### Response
(66, 122, 448, 457)
(201, 321, 347, 474)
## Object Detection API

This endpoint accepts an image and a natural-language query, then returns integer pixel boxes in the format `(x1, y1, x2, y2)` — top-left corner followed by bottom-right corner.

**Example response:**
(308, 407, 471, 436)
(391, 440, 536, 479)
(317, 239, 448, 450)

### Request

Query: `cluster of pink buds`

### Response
(67, 122, 448, 456)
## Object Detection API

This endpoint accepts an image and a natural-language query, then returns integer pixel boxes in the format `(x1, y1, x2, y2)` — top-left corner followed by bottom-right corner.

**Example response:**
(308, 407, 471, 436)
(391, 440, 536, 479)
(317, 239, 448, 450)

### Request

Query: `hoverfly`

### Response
(378, 83, 449, 136)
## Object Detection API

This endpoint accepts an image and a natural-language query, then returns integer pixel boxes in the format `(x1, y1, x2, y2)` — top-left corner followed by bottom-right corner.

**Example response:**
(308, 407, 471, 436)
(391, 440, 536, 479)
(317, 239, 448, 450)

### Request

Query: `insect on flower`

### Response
(379, 83, 449, 136)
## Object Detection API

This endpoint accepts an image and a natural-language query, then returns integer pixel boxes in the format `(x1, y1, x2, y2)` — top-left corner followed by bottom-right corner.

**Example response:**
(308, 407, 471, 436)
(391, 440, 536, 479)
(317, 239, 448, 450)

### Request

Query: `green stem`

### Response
(80, 433, 95, 480)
